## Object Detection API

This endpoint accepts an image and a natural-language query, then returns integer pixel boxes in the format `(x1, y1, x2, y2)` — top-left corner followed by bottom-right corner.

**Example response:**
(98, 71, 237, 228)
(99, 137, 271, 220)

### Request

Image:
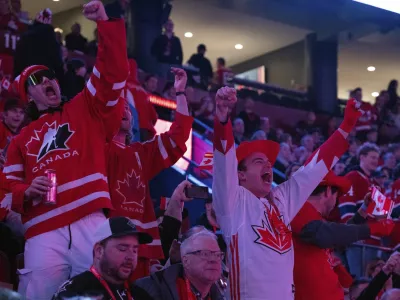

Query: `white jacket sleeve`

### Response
(274, 130, 349, 221)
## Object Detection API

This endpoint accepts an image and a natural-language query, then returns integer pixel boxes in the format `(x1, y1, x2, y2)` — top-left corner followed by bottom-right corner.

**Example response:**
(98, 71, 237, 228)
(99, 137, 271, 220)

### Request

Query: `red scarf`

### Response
(176, 277, 211, 300)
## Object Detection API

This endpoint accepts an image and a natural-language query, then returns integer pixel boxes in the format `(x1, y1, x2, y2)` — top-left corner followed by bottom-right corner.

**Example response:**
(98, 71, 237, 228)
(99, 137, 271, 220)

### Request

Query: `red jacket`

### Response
(107, 112, 193, 261)
(355, 101, 378, 131)
(292, 202, 346, 300)
(0, 121, 14, 150)
(3, 19, 128, 239)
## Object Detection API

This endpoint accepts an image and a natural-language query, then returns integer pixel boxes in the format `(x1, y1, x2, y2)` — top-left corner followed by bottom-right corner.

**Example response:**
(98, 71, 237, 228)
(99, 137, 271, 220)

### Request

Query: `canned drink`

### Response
(44, 169, 57, 205)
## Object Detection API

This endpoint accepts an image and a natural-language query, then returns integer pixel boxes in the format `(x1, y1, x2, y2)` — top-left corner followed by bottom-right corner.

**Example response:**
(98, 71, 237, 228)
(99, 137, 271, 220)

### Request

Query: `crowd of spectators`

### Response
(1, 0, 400, 300)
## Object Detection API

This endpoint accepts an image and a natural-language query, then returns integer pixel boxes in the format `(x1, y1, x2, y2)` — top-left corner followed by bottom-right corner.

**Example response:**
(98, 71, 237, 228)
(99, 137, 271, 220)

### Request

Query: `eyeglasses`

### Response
(25, 69, 56, 88)
(186, 250, 225, 261)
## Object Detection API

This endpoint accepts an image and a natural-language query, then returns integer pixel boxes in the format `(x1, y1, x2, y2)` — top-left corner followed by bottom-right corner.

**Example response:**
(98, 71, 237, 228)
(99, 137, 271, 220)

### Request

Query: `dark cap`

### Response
(93, 216, 153, 245)
(198, 44, 207, 51)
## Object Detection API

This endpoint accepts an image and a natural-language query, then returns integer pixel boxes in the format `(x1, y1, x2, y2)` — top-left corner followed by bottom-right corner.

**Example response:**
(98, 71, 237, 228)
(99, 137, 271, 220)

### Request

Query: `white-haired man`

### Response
(134, 229, 225, 300)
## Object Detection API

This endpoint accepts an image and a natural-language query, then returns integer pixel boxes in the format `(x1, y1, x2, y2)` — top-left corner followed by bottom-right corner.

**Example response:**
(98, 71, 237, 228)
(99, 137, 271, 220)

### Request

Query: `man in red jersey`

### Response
(3, 1, 129, 299)
(0, 98, 24, 154)
(291, 172, 394, 300)
(107, 67, 193, 279)
(338, 142, 382, 277)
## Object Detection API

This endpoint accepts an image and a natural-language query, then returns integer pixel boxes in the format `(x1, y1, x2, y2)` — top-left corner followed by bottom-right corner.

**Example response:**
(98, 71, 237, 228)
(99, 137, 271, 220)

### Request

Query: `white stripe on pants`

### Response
(18, 211, 106, 300)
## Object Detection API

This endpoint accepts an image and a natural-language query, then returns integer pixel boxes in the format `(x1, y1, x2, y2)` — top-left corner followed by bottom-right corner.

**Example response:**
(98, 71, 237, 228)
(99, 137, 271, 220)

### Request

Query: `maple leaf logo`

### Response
(25, 121, 75, 162)
(115, 169, 146, 207)
(252, 208, 292, 255)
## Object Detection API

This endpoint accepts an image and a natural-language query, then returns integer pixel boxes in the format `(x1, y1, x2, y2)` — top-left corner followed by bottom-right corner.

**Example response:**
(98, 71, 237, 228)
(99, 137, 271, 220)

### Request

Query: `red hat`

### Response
(319, 171, 352, 195)
(14, 65, 49, 103)
(236, 140, 280, 165)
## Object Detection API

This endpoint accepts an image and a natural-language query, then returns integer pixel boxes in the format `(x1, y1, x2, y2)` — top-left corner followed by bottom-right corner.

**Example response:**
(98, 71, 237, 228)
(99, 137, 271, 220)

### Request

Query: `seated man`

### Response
(134, 229, 224, 300)
(53, 216, 153, 300)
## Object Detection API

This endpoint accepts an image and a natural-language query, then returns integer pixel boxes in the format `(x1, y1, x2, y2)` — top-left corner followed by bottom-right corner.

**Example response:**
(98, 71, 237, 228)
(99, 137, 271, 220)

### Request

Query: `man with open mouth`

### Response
(211, 86, 363, 299)
(3, 1, 129, 299)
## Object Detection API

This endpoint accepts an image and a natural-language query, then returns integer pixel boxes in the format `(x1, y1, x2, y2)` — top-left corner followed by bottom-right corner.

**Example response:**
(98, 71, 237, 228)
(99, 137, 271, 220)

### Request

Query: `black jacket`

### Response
(151, 34, 183, 65)
(134, 264, 225, 300)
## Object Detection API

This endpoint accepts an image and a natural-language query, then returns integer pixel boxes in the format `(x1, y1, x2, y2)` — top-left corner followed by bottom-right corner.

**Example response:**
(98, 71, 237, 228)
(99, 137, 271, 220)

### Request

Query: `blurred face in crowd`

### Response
(384, 153, 396, 169)
(144, 76, 158, 93)
(203, 96, 214, 113)
(349, 141, 359, 156)
(27, 73, 62, 110)
(3, 107, 24, 132)
(367, 130, 378, 143)
(244, 98, 254, 114)
(360, 151, 379, 173)
(353, 89, 362, 102)
(252, 130, 267, 141)
(164, 19, 174, 34)
(333, 162, 346, 176)
(55, 32, 62, 44)
(71, 23, 81, 35)
(119, 0, 131, 10)
(182, 235, 222, 284)
(76, 66, 87, 78)
(320, 187, 338, 217)
(301, 135, 314, 152)
(94, 235, 139, 284)
(260, 117, 270, 133)
(121, 101, 132, 133)
(287, 164, 301, 179)
(238, 152, 273, 197)
(279, 143, 292, 162)
(233, 118, 245, 135)
(307, 112, 316, 125)
(382, 289, 400, 300)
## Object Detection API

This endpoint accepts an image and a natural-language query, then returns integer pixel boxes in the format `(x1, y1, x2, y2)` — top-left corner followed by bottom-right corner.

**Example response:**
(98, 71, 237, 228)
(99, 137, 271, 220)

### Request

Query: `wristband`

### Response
(176, 91, 186, 96)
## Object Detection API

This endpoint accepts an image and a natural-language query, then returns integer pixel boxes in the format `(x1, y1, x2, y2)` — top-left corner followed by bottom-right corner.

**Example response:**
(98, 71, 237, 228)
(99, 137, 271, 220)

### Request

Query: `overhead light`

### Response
(54, 27, 63, 33)
(371, 92, 379, 97)
(235, 44, 243, 50)
(53, 0, 60, 1)
(184, 32, 193, 38)
(367, 66, 376, 72)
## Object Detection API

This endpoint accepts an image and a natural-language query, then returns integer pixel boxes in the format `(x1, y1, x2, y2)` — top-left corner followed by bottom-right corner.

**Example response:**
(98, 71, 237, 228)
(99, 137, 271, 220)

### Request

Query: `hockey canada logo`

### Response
(252, 207, 292, 255)
(26, 121, 75, 162)
(115, 169, 146, 207)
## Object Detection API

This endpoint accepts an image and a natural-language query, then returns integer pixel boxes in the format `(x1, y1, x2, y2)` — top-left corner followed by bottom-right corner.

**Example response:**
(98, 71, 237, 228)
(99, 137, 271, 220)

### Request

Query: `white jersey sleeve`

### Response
(274, 130, 349, 221)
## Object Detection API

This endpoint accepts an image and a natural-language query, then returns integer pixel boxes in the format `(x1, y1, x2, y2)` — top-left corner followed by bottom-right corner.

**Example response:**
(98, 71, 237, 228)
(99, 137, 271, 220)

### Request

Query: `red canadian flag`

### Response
(1, 78, 10, 91)
(366, 187, 394, 217)
(199, 152, 213, 171)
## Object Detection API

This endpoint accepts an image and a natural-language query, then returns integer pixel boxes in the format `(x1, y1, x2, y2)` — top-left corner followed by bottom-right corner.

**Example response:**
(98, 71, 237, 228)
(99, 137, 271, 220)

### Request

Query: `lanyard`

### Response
(90, 266, 132, 300)
(185, 278, 210, 300)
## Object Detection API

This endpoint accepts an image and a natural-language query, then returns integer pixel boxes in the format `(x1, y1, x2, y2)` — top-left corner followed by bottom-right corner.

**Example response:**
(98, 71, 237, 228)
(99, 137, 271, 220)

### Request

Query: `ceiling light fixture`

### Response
(235, 44, 243, 50)
(371, 92, 379, 97)
(53, 0, 60, 2)
(367, 66, 376, 72)
(184, 32, 193, 38)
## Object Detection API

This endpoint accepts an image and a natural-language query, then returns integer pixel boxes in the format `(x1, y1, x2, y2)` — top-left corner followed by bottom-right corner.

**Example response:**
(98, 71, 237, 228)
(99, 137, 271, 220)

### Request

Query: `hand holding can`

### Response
(44, 169, 57, 205)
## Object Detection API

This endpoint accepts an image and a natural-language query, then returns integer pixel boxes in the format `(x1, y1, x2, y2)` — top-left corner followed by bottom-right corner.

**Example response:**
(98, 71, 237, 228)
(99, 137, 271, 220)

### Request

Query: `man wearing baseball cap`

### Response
(53, 216, 153, 300)
(212, 86, 363, 299)
(291, 171, 395, 300)
(3, 1, 129, 299)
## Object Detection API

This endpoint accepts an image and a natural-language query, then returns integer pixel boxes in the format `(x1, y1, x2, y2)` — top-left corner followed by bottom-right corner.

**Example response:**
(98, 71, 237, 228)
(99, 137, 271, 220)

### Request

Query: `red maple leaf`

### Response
(25, 121, 57, 158)
(252, 209, 292, 255)
(115, 169, 146, 207)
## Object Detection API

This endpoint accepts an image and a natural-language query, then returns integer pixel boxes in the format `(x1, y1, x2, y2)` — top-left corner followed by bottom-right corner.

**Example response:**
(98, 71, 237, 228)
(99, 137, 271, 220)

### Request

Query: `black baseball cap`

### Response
(93, 216, 153, 245)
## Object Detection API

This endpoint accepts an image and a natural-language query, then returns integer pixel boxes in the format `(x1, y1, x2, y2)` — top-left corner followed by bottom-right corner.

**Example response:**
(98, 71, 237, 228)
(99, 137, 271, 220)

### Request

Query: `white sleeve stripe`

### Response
(157, 135, 168, 160)
(87, 79, 96, 96)
(341, 212, 355, 219)
(112, 80, 126, 90)
(93, 66, 100, 78)
(128, 219, 158, 229)
(169, 137, 177, 148)
(6, 176, 23, 181)
(106, 99, 119, 107)
(147, 239, 162, 246)
(57, 173, 108, 194)
(3, 164, 23, 173)
(338, 202, 357, 207)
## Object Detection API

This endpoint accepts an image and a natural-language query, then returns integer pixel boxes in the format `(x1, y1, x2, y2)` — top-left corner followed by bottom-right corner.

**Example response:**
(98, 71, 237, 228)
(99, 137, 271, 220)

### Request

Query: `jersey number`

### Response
(4, 33, 19, 50)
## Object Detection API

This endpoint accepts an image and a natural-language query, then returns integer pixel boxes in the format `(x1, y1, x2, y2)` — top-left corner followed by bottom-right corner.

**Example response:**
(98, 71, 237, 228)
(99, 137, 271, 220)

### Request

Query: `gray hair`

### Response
(381, 289, 400, 300)
(180, 229, 218, 256)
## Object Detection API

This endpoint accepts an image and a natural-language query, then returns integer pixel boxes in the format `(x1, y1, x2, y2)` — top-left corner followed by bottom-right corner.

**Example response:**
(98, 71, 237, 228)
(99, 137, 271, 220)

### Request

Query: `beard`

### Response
(99, 257, 131, 283)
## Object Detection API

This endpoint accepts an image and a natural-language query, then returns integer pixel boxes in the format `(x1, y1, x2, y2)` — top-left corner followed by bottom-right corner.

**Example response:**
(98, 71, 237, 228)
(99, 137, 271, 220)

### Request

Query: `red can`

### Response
(44, 169, 57, 205)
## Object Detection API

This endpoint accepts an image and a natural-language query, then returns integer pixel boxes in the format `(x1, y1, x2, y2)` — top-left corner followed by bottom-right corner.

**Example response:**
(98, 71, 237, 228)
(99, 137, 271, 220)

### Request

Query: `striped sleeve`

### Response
(3, 138, 30, 213)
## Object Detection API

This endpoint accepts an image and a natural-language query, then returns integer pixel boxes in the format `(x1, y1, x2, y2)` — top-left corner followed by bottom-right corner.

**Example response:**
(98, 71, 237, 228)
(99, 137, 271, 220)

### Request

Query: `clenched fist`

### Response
(83, 1, 108, 22)
(171, 68, 187, 93)
(339, 98, 364, 133)
(215, 86, 237, 123)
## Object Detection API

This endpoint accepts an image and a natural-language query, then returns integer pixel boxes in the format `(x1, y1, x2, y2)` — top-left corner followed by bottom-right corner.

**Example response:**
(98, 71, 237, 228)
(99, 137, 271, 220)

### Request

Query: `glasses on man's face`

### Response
(187, 250, 225, 261)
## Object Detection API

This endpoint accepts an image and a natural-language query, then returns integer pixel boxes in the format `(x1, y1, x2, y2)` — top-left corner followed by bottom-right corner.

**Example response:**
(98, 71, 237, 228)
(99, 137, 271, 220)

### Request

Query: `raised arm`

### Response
(275, 99, 363, 221)
(138, 68, 193, 180)
(81, 1, 129, 139)
(212, 87, 240, 218)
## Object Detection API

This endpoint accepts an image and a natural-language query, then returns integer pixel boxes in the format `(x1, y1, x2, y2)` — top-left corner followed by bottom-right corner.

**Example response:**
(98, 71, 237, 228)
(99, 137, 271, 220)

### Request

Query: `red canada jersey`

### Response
(355, 101, 378, 131)
(292, 202, 345, 300)
(0, 120, 13, 151)
(3, 19, 129, 239)
(338, 169, 381, 245)
(388, 179, 400, 219)
(106, 112, 193, 263)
